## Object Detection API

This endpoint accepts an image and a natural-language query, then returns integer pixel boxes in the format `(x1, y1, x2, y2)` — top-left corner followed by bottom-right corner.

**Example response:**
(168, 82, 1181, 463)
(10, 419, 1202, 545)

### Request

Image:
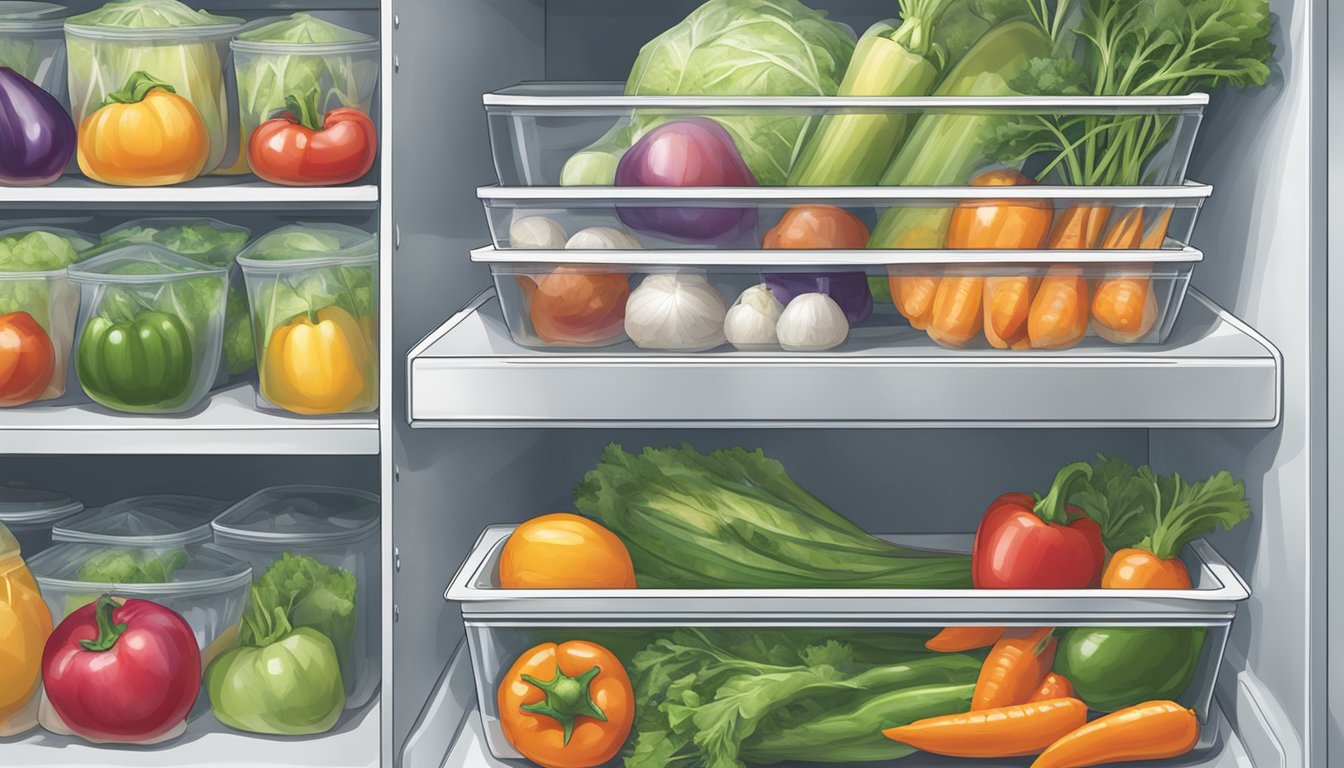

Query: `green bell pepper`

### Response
(77, 310, 194, 409)
(1055, 626, 1206, 712)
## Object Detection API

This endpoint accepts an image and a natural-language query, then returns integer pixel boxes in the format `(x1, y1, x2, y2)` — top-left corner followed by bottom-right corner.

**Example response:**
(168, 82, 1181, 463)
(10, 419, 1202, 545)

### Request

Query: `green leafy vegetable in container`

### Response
(74, 546, 188, 583)
(242, 551, 357, 683)
(0, 229, 89, 332)
(574, 444, 973, 589)
(561, 0, 856, 186)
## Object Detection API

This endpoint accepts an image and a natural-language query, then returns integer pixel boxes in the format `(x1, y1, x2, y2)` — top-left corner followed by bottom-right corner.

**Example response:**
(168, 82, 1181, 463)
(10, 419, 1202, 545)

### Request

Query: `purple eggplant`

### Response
(616, 118, 757, 244)
(0, 67, 75, 186)
(762, 271, 874, 326)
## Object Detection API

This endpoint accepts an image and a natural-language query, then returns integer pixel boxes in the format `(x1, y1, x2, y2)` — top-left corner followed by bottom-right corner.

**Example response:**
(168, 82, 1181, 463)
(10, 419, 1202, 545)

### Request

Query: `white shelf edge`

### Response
(0, 182, 379, 206)
(0, 383, 379, 455)
(406, 289, 1282, 429)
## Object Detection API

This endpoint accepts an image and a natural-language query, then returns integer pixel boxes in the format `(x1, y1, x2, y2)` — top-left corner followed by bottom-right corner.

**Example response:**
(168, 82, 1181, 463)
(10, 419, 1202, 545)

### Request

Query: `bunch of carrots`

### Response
(888, 169, 1172, 350)
(884, 626, 1199, 767)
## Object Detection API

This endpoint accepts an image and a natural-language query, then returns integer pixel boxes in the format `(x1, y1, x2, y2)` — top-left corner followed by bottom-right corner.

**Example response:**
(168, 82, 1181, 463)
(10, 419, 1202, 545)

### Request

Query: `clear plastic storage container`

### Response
(52, 494, 226, 547)
(27, 540, 251, 654)
(68, 244, 228, 414)
(450, 526, 1248, 763)
(0, 1, 67, 104)
(0, 226, 91, 405)
(64, 0, 246, 175)
(0, 485, 82, 555)
(237, 224, 378, 415)
(483, 83, 1208, 187)
(211, 485, 380, 709)
(476, 245, 1202, 351)
(230, 13, 379, 154)
(93, 217, 254, 381)
(479, 184, 1212, 251)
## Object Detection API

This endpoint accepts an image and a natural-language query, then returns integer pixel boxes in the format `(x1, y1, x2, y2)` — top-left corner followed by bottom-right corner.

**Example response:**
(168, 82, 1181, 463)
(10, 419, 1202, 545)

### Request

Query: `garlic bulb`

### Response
(510, 216, 566, 249)
(625, 272, 728, 351)
(777, 293, 848, 351)
(724, 284, 783, 349)
(566, 227, 642, 250)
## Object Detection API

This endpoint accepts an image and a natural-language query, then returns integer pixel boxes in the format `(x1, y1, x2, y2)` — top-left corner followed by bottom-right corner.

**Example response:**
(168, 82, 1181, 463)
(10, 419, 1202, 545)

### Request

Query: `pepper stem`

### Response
(519, 665, 607, 746)
(105, 71, 175, 107)
(1034, 461, 1093, 525)
(79, 594, 128, 652)
(285, 92, 325, 133)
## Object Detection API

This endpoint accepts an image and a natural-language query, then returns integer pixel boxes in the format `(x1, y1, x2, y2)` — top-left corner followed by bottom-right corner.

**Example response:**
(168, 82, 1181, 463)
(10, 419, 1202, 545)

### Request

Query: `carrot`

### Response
(1028, 672, 1075, 702)
(926, 626, 1005, 653)
(1048, 205, 1111, 250)
(945, 170, 1054, 250)
(883, 698, 1088, 758)
(927, 271, 984, 348)
(1027, 267, 1089, 349)
(1141, 207, 1175, 250)
(1091, 207, 1160, 344)
(1101, 549, 1193, 589)
(1030, 700, 1199, 768)
(972, 627, 1055, 710)
(984, 275, 1039, 349)
(889, 273, 940, 330)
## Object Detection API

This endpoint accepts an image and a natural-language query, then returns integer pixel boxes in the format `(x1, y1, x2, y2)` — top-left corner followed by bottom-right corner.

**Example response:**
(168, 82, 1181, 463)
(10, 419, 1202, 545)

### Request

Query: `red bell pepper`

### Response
(0, 310, 54, 407)
(41, 595, 201, 743)
(248, 94, 376, 186)
(972, 462, 1105, 589)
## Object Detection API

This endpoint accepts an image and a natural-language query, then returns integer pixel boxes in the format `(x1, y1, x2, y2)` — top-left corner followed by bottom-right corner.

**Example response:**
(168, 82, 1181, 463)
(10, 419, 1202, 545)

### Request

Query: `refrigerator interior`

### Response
(388, 1, 1323, 768)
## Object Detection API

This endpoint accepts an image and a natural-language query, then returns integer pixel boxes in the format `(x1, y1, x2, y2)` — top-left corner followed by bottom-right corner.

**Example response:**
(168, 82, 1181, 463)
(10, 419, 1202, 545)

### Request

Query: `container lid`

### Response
(0, 1, 64, 29)
(237, 223, 376, 271)
(28, 541, 251, 596)
(68, 243, 229, 283)
(0, 486, 84, 525)
(232, 12, 376, 55)
(90, 218, 251, 269)
(52, 494, 227, 547)
(212, 485, 379, 544)
(67, 0, 238, 27)
(0, 227, 94, 276)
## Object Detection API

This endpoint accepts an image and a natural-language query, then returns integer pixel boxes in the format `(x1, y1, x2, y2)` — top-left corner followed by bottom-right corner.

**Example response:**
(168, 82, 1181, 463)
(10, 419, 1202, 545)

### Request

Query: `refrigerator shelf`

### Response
(0, 178, 379, 208)
(449, 527, 1249, 624)
(407, 287, 1281, 428)
(0, 383, 378, 455)
(5, 701, 379, 768)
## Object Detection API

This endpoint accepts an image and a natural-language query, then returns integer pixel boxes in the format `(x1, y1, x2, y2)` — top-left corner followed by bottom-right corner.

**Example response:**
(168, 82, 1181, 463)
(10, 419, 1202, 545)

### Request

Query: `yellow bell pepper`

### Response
(77, 71, 209, 187)
(262, 306, 374, 415)
(0, 549, 52, 736)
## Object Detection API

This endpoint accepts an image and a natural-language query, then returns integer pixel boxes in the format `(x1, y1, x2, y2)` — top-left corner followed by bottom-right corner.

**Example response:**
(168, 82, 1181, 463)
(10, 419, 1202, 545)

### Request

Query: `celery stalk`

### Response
(786, 13, 941, 186)
(869, 21, 1051, 248)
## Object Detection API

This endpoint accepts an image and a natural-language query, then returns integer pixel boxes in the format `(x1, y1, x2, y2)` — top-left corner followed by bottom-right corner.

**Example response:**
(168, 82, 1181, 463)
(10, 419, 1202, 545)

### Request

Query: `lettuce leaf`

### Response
(241, 552, 358, 686)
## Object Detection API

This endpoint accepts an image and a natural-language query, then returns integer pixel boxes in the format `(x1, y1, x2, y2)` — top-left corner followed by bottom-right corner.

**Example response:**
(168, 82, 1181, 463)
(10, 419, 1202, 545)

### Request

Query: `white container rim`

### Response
(64, 19, 242, 40)
(68, 245, 229, 284)
(0, 499, 83, 524)
(477, 182, 1214, 202)
(471, 244, 1205, 267)
(237, 249, 377, 272)
(211, 484, 380, 544)
(230, 37, 379, 56)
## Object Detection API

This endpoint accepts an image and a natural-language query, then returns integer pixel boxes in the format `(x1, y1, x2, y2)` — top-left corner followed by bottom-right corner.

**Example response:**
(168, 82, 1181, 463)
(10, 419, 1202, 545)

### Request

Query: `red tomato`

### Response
(522, 268, 630, 345)
(42, 595, 201, 742)
(248, 99, 377, 186)
(0, 311, 54, 407)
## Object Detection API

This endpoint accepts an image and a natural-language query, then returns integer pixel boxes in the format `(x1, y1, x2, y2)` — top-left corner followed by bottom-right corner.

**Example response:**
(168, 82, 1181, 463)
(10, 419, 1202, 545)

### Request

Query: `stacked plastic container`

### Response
(449, 57, 1246, 767)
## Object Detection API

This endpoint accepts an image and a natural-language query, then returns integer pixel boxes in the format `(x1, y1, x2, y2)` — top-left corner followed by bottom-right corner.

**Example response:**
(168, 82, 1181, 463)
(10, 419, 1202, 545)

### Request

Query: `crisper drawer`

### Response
(473, 246, 1202, 351)
(478, 184, 1212, 252)
(482, 83, 1208, 188)
(449, 528, 1248, 765)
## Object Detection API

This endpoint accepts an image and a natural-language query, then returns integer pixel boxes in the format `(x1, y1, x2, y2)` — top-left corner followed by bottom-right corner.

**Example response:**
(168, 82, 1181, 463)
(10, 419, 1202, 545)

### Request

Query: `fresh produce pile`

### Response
(485, 445, 1252, 767)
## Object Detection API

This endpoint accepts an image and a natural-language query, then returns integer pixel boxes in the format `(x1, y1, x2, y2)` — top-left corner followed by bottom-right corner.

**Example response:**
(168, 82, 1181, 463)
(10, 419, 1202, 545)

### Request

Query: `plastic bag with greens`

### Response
(65, 0, 244, 174)
(561, 0, 856, 186)
(0, 228, 89, 337)
(231, 13, 378, 146)
(0, 1, 67, 100)
(93, 219, 255, 375)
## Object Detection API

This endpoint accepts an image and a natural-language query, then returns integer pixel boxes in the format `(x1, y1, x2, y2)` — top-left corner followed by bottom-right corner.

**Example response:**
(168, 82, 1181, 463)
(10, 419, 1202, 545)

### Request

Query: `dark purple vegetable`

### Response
(0, 68, 74, 186)
(616, 118, 757, 244)
(762, 271, 874, 326)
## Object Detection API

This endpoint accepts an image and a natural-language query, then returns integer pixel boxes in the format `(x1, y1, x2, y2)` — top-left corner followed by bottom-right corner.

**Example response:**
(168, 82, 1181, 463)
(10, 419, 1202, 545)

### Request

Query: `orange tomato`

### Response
(762, 205, 870, 249)
(500, 514, 635, 589)
(498, 641, 633, 768)
(1101, 548, 1193, 589)
(0, 311, 54, 407)
(524, 268, 629, 345)
(946, 170, 1054, 250)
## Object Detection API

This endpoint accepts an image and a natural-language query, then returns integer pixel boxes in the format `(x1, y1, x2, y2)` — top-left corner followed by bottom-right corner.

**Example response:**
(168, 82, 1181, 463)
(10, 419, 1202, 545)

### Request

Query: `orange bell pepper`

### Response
(77, 71, 209, 187)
